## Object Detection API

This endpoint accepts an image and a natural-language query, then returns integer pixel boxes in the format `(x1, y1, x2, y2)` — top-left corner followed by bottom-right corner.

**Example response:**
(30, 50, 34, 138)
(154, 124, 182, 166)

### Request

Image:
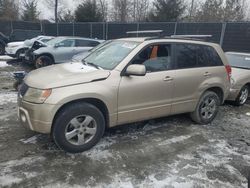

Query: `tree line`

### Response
(0, 0, 248, 23)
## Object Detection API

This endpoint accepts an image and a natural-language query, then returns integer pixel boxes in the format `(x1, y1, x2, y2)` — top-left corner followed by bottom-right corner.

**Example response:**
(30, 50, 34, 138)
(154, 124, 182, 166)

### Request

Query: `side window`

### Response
(175, 44, 197, 69)
(89, 41, 100, 47)
(59, 39, 74, 47)
(75, 40, 89, 47)
(204, 46, 224, 66)
(131, 44, 172, 72)
(196, 46, 209, 67)
(75, 40, 100, 47)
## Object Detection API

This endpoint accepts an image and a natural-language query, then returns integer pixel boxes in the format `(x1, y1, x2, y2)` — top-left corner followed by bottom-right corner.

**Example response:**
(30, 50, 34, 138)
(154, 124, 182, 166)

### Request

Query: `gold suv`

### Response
(18, 37, 231, 153)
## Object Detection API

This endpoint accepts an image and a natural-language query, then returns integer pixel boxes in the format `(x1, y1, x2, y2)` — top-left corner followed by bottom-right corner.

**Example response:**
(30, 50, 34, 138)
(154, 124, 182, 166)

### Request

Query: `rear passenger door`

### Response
(171, 43, 209, 114)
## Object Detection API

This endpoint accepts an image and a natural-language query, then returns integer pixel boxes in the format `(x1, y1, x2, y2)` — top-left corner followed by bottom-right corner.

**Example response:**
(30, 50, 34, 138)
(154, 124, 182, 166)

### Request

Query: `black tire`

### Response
(52, 102, 105, 153)
(15, 50, 22, 59)
(0, 43, 5, 55)
(234, 85, 249, 106)
(13, 80, 22, 91)
(35, 55, 53, 69)
(190, 91, 220, 124)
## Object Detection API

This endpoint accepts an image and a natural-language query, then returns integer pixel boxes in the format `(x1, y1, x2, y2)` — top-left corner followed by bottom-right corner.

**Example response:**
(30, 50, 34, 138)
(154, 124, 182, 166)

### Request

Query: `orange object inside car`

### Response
(150, 46, 158, 59)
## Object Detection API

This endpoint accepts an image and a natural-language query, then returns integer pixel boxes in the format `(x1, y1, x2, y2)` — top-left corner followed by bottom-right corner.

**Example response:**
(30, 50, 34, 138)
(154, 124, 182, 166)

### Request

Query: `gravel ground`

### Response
(0, 59, 250, 188)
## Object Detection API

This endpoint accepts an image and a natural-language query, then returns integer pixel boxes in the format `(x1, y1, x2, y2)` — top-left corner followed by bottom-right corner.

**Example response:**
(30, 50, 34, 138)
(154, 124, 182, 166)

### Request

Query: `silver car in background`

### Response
(226, 52, 250, 105)
(72, 40, 112, 62)
(33, 37, 103, 68)
(5, 35, 54, 59)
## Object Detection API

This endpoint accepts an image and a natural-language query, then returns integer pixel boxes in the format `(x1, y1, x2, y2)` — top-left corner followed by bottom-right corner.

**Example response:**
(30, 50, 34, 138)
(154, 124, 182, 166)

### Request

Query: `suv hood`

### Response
(25, 62, 111, 89)
(7, 41, 24, 47)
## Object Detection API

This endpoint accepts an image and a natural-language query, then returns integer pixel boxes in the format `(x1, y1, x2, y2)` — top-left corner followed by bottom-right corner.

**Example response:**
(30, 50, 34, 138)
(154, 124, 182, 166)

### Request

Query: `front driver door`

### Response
(117, 44, 175, 125)
(53, 39, 75, 63)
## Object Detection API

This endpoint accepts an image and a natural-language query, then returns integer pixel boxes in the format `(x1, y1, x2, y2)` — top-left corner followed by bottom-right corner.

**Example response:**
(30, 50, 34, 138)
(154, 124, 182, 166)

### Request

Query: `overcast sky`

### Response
(36, 0, 249, 21)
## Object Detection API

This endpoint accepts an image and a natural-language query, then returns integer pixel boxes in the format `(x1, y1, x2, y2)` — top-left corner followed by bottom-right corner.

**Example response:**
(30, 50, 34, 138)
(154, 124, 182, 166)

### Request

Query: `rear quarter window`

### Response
(203, 46, 224, 66)
(75, 40, 100, 47)
(174, 43, 223, 69)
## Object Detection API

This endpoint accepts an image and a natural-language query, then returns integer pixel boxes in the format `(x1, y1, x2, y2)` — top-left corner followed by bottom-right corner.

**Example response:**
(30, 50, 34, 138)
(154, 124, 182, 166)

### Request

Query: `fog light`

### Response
(21, 114, 26, 122)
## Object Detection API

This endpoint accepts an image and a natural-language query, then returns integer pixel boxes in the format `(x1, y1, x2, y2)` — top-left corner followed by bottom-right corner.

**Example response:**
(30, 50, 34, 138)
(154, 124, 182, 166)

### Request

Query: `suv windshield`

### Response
(84, 40, 140, 70)
(226, 53, 250, 69)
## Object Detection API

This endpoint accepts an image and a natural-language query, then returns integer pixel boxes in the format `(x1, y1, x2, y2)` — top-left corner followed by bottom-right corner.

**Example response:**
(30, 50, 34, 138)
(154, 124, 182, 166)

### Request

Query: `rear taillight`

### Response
(225, 65, 232, 80)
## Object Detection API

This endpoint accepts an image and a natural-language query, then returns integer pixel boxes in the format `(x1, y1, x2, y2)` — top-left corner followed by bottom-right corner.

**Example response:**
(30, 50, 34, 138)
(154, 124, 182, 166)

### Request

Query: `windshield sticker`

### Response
(245, 57, 250, 61)
(122, 43, 137, 49)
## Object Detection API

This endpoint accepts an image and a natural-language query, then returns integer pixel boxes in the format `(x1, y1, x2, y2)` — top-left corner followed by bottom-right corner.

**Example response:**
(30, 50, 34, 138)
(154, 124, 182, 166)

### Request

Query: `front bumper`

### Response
(18, 97, 58, 134)
(227, 88, 241, 101)
(5, 47, 17, 56)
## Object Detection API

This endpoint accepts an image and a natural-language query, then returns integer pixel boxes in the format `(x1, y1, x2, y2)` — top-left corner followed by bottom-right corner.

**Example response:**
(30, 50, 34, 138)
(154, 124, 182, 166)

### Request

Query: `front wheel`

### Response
(35, 55, 53, 69)
(190, 91, 220, 124)
(52, 102, 105, 153)
(234, 85, 249, 106)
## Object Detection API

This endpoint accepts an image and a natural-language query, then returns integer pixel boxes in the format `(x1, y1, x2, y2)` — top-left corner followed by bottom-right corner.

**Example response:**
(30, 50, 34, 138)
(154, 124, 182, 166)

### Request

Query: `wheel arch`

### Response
(51, 98, 110, 133)
(205, 87, 224, 104)
(36, 53, 55, 63)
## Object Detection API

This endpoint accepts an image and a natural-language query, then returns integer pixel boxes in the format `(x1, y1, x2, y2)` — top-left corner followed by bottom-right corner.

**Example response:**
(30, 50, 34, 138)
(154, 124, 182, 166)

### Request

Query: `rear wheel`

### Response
(35, 55, 53, 69)
(190, 91, 220, 124)
(53, 102, 105, 153)
(234, 85, 249, 106)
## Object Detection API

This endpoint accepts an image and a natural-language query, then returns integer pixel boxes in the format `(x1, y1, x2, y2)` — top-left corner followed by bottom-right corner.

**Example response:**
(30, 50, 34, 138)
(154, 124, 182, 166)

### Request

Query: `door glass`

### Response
(175, 44, 197, 69)
(58, 39, 74, 47)
(131, 44, 172, 72)
(75, 39, 100, 47)
(204, 46, 224, 66)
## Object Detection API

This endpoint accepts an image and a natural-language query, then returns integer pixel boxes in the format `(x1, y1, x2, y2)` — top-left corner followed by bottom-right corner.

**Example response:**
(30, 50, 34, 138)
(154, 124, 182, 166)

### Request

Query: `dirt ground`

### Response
(1, 59, 250, 188)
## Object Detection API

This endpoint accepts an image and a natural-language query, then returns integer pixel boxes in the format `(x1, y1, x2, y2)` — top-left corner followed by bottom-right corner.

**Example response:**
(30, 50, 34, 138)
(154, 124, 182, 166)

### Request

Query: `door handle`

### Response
(163, 76, 173, 81)
(204, 72, 212, 77)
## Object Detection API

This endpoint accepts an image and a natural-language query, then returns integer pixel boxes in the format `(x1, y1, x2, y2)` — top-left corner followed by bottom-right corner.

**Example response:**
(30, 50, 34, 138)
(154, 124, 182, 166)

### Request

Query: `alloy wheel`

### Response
(65, 115, 97, 146)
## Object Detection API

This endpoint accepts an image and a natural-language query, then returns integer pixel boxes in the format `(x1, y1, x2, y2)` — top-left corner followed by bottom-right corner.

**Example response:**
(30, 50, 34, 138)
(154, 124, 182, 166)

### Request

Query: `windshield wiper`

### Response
(83, 61, 102, 70)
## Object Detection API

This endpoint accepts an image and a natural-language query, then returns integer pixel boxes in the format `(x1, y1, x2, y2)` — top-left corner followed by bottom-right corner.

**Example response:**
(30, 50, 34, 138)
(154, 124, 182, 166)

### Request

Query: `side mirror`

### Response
(125, 64, 146, 76)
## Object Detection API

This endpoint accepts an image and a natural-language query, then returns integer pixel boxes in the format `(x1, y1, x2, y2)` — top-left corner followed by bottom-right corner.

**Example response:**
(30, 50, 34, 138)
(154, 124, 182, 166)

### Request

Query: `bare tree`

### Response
(132, 0, 150, 22)
(111, 0, 132, 22)
(0, 0, 19, 20)
(98, 0, 108, 21)
(45, 0, 66, 22)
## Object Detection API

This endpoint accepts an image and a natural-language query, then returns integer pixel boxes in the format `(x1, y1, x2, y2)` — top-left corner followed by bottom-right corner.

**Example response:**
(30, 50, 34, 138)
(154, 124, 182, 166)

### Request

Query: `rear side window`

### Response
(203, 46, 224, 66)
(75, 39, 100, 47)
(175, 44, 197, 69)
(175, 43, 223, 69)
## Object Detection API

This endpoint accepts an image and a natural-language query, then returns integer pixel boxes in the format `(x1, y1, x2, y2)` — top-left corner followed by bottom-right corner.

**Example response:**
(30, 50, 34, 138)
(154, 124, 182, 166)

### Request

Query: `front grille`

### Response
(19, 83, 29, 97)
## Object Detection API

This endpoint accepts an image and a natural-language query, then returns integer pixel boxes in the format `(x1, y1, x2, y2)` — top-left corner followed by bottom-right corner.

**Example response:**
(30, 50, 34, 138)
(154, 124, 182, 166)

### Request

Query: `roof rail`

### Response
(171, 35, 212, 39)
(126, 30, 163, 37)
(145, 35, 213, 41)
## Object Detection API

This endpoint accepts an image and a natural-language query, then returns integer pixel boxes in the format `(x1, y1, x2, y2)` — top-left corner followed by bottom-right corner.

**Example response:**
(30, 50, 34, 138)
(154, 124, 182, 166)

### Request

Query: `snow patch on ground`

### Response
(0, 175, 22, 186)
(82, 137, 117, 161)
(0, 92, 17, 105)
(0, 156, 45, 187)
(159, 135, 192, 146)
(0, 61, 9, 68)
(20, 134, 42, 144)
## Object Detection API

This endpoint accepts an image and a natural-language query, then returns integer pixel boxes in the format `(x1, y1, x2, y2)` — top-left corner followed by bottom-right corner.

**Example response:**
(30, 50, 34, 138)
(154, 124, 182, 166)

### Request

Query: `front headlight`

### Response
(23, 88, 52, 104)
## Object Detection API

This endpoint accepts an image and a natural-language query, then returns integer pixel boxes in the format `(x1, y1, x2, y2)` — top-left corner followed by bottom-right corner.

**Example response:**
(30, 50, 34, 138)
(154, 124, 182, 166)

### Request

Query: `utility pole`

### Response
(55, 0, 58, 36)
(189, 0, 194, 21)
(55, 0, 58, 24)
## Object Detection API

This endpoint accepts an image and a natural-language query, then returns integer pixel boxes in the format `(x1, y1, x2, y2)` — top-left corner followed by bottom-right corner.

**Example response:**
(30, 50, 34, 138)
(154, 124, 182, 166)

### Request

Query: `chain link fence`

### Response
(1, 21, 250, 53)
